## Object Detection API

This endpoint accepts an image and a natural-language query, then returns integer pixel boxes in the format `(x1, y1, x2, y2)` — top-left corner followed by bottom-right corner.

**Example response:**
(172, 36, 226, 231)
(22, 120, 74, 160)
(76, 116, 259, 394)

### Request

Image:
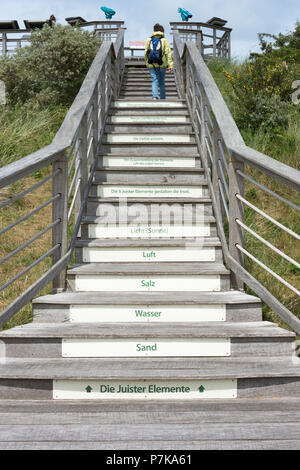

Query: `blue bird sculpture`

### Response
(100, 6, 116, 20)
(178, 8, 193, 22)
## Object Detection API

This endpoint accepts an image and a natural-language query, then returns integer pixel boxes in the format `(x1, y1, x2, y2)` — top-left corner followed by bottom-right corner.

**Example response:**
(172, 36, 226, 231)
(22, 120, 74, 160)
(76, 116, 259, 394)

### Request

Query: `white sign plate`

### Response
(114, 101, 185, 108)
(69, 304, 226, 323)
(74, 275, 221, 292)
(106, 134, 193, 144)
(110, 116, 189, 124)
(53, 379, 237, 400)
(83, 247, 215, 263)
(97, 185, 202, 198)
(102, 156, 196, 168)
(62, 338, 231, 358)
(88, 224, 211, 239)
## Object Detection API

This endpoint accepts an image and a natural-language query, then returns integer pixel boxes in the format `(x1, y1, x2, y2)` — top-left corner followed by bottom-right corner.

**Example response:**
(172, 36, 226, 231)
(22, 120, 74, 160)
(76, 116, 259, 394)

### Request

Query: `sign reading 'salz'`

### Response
(292, 80, 300, 105)
(0, 80, 6, 104)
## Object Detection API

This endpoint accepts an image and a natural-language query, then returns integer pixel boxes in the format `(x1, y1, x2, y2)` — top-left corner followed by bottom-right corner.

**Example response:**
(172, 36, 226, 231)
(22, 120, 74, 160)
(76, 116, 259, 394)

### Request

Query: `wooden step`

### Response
(117, 97, 182, 102)
(120, 88, 178, 93)
(83, 220, 216, 240)
(122, 81, 176, 87)
(32, 291, 262, 324)
(1, 428, 299, 449)
(87, 196, 212, 204)
(92, 184, 206, 199)
(86, 197, 213, 218)
(94, 167, 205, 181)
(120, 88, 177, 92)
(1, 399, 299, 449)
(67, 262, 230, 293)
(122, 83, 177, 88)
(100, 155, 200, 169)
(103, 134, 196, 144)
(112, 100, 186, 109)
(119, 93, 179, 98)
(108, 115, 191, 124)
(75, 237, 222, 264)
(1, 356, 298, 380)
(110, 109, 189, 116)
(105, 124, 193, 133)
(0, 322, 294, 359)
(100, 144, 199, 157)
(1, 397, 299, 413)
(0, 358, 299, 401)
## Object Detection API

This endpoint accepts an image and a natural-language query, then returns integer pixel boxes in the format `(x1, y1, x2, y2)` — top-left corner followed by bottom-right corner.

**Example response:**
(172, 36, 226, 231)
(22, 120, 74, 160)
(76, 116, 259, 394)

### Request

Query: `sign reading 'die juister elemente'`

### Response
(53, 379, 237, 399)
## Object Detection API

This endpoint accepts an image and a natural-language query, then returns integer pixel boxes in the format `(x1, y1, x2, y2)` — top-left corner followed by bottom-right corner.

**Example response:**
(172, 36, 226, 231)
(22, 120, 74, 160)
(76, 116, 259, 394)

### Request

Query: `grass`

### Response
(0, 104, 68, 331)
(0, 103, 67, 168)
(208, 59, 300, 333)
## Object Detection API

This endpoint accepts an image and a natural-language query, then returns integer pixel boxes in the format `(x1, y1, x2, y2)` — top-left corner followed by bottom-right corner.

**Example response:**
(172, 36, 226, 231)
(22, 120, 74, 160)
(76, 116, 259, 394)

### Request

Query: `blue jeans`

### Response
(149, 68, 166, 99)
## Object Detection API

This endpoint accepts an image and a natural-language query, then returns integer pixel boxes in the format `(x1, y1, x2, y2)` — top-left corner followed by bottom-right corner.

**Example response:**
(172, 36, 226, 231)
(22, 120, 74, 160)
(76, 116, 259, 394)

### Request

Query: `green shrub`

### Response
(255, 22, 300, 64)
(221, 59, 298, 132)
(0, 24, 101, 106)
(211, 23, 300, 133)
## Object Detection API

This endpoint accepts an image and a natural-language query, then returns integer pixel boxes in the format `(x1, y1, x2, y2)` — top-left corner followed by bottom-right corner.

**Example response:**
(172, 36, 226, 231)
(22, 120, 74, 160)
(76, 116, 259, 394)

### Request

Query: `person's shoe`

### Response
(152, 97, 159, 100)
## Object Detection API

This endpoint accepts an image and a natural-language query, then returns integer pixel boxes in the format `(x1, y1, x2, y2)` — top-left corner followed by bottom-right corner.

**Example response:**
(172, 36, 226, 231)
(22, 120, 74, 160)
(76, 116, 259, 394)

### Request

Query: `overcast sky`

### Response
(1, 0, 300, 59)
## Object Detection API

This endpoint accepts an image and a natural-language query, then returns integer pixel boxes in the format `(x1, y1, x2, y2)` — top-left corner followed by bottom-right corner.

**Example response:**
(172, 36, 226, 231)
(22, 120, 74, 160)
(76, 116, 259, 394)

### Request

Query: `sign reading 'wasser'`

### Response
(69, 304, 226, 323)
(53, 379, 237, 400)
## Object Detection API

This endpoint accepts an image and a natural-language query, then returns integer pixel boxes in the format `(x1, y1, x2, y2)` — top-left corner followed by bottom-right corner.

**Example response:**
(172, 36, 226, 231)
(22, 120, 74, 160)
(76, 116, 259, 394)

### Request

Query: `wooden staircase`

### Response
(0, 64, 299, 450)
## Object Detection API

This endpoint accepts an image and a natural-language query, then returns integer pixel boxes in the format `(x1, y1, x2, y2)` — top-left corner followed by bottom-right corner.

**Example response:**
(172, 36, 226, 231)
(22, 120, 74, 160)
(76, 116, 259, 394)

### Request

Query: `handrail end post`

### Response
(52, 152, 68, 292)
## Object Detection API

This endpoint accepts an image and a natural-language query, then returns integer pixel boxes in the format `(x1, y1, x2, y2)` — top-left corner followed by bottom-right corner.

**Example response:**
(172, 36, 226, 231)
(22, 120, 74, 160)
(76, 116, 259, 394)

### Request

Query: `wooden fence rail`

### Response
(171, 22, 232, 60)
(0, 28, 125, 326)
(173, 30, 300, 334)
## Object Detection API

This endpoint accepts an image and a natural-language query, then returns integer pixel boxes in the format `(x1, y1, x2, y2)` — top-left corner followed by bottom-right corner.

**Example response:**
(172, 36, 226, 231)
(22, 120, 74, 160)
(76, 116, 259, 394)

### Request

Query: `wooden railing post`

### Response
(52, 152, 68, 292)
(111, 54, 119, 100)
(227, 32, 231, 59)
(200, 94, 209, 169)
(229, 154, 245, 290)
(100, 68, 106, 130)
(196, 31, 203, 55)
(186, 53, 195, 114)
(213, 124, 224, 223)
(76, 113, 88, 245)
(89, 86, 99, 169)
(213, 27, 217, 59)
(2, 33, 7, 57)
